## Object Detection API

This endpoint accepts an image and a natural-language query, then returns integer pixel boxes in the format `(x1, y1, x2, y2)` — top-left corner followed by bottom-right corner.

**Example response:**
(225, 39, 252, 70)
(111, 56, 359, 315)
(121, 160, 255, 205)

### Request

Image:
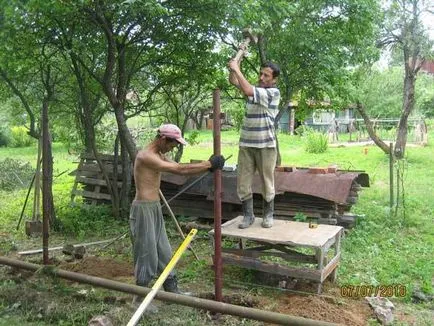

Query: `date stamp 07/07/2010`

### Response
(340, 284, 407, 298)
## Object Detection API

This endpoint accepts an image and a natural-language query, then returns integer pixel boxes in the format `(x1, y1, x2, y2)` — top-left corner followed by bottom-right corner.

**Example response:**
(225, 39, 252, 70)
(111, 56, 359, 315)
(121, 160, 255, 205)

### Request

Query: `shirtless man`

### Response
(130, 124, 225, 299)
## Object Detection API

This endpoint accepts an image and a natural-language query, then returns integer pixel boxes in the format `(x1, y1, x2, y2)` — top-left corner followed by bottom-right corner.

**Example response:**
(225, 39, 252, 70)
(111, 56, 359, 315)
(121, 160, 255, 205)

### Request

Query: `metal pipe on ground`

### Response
(0, 256, 337, 326)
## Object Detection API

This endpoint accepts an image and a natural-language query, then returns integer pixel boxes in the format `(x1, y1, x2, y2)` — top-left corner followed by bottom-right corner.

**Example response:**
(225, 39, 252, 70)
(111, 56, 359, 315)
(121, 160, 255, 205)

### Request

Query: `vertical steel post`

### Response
(389, 142, 394, 210)
(213, 89, 222, 302)
(42, 102, 49, 265)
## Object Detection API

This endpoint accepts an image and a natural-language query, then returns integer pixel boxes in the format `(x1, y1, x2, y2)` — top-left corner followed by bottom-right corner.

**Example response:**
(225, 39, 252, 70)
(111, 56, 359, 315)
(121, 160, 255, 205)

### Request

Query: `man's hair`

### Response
(261, 62, 280, 78)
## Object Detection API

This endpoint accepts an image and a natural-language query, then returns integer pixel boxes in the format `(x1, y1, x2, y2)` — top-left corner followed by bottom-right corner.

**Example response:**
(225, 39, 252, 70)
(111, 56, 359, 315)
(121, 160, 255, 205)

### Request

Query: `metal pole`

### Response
(213, 88, 223, 303)
(16, 172, 36, 230)
(389, 142, 394, 210)
(33, 137, 42, 222)
(127, 229, 197, 326)
(42, 101, 49, 265)
(0, 256, 338, 326)
(164, 171, 210, 204)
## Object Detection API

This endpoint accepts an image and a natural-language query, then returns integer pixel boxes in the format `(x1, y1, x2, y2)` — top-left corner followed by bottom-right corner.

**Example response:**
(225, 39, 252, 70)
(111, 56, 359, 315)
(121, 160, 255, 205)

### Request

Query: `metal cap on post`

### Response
(213, 88, 222, 302)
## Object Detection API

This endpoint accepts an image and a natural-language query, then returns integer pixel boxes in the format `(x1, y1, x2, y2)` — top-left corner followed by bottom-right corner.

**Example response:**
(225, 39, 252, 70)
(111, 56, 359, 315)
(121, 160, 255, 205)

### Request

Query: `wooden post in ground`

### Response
(389, 142, 394, 211)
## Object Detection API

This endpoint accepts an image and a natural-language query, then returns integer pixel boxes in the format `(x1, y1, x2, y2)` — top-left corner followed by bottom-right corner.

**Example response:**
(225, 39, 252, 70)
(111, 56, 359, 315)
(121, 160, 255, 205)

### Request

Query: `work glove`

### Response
(208, 155, 225, 172)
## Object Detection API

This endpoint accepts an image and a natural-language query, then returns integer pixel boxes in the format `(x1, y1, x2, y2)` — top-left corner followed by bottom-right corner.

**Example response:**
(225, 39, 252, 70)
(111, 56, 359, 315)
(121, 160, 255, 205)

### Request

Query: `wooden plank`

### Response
(210, 216, 343, 248)
(18, 238, 118, 255)
(331, 230, 342, 282)
(75, 176, 122, 188)
(221, 254, 322, 281)
(80, 153, 116, 161)
(322, 236, 337, 252)
(77, 162, 123, 173)
(321, 252, 341, 282)
(70, 159, 84, 205)
(72, 189, 111, 201)
(71, 169, 122, 179)
(223, 247, 317, 264)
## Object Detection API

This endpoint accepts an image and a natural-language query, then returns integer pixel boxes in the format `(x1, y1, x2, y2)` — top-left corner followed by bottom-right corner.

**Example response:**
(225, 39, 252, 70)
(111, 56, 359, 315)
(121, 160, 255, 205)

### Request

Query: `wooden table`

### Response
(209, 216, 343, 293)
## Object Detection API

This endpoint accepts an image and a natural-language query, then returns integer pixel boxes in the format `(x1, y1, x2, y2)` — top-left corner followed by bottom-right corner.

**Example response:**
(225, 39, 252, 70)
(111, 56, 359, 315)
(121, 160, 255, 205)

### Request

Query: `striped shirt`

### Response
(239, 86, 281, 148)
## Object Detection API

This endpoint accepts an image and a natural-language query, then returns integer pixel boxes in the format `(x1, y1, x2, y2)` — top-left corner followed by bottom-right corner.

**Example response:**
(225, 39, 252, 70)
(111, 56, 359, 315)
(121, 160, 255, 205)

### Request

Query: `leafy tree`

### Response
(360, 0, 434, 158)
(417, 73, 434, 117)
(0, 0, 74, 229)
(224, 0, 382, 164)
(5, 0, 232, 218)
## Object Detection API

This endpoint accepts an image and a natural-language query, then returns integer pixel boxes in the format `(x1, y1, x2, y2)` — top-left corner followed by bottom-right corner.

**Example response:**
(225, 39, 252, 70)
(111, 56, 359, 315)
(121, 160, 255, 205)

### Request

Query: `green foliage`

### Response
(0, 129, 433, 325)
(134, 127, 158, 149)
(54, 204, 118, 239)
(178, 259, 209, 282)
(0, 158, 34, 191)
(185, 130, 200, 146)
(293, 212, 307, 222)
(230, 0, 382, 107)
(52, 123, 82, 153)
(0, 129, 10, 147)
(224, 102, 245, 131)
(9, 126, 35, 148)
(416, 73, 434, 118)
(303, 129, 328, 154)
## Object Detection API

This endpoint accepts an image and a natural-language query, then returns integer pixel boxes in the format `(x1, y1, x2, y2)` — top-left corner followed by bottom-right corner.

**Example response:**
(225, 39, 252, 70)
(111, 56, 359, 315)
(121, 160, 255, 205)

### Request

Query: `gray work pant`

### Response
(237, 146, 277, 203)
(129, 200, 174, 287)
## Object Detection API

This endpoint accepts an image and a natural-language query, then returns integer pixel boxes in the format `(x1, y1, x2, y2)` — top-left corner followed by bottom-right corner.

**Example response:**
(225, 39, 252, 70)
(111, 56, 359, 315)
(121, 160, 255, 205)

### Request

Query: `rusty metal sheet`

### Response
(274, 171, 359, 204)
(161, 169, 368, 205)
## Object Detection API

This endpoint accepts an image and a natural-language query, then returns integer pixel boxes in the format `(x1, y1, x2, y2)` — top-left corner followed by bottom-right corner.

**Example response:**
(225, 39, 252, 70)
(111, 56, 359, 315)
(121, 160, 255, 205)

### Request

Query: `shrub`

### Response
(225, 103, 245, 131)
(0, 158, 34, 191)
(0, 129, 10, 147)
(9, 126, 35, 148)
(185, 130, 200, 146)
(304, 129, 328, 153)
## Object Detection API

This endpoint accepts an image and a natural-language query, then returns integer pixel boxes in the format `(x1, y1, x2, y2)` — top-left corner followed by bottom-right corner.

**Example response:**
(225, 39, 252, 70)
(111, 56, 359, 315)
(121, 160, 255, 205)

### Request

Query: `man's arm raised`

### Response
(228, 59, 254, 97)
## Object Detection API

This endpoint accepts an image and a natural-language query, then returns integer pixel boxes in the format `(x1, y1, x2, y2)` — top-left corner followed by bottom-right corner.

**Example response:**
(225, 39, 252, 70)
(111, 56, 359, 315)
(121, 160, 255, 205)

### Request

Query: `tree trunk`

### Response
(257, 35, 267, 65)
(0, 68, 39, 139)
(355, 102, 390, 154)
(112, 103, 137, 159)
(41, 97, 51, 264)
(120, 138, 132, 219)
(394, 66, 416, 159)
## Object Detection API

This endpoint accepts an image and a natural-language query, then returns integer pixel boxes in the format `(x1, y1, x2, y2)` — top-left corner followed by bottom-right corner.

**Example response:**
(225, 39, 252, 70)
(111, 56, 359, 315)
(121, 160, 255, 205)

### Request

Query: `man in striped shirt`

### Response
(228, 59, 281, 228)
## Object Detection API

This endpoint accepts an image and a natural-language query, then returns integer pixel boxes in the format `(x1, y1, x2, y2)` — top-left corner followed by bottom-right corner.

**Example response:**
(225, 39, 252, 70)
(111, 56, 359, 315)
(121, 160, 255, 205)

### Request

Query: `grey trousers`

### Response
(129, 200, 174, 287)
(237, 146, 277, 203)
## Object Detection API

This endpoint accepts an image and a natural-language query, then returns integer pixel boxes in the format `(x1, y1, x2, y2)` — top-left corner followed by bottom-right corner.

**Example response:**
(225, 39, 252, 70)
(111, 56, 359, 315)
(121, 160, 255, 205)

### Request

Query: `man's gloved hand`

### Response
(209, 155, 225, 172)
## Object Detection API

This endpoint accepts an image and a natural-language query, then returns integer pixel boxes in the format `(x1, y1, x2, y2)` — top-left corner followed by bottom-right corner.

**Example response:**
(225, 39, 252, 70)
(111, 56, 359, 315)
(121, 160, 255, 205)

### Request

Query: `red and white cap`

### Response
(158, 124, 187, 145)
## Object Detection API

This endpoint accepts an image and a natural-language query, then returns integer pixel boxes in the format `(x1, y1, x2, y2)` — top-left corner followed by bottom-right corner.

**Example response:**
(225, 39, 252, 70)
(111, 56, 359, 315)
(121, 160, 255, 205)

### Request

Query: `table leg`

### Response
(330, 230, 342, 282)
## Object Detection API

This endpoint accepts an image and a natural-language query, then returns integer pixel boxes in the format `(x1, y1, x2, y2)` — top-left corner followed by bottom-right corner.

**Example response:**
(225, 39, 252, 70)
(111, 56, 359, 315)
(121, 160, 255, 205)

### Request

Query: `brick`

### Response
(308, 167, 328, 174)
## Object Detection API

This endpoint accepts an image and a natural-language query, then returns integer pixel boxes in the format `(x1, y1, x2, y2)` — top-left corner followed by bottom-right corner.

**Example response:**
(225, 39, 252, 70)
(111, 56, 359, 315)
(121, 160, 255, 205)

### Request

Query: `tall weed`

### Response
(303, 128, 328, 153)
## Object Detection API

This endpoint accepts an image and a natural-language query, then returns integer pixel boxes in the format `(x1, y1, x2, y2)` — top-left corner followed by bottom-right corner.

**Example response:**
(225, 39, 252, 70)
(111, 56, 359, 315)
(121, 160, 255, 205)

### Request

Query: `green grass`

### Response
(0, 128, 433, 325)
(170, 128, 434, 297)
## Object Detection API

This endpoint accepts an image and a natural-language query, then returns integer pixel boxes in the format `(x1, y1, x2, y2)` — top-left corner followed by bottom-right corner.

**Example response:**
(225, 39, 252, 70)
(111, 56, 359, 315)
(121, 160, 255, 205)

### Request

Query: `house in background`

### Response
(420, 60, 434, 75)
(279, 102, 356, 134)
(304, 108, 355, 133)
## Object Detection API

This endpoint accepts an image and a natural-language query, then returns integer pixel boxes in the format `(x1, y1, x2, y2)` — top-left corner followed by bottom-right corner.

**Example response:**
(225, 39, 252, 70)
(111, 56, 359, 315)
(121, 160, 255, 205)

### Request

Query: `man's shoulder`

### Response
(136, 149, 160, 164)
(254, 85, 280, 95)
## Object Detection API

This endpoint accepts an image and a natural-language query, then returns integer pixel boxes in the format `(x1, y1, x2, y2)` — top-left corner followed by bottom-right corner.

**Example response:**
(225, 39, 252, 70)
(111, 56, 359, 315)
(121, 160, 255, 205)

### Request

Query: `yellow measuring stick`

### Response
(127, 228, 198, 326)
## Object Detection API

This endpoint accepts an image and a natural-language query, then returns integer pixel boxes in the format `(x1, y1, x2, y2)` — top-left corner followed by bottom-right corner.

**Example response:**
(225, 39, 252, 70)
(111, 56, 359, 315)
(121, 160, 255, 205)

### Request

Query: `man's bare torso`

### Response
(134, 149, 165, 201)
